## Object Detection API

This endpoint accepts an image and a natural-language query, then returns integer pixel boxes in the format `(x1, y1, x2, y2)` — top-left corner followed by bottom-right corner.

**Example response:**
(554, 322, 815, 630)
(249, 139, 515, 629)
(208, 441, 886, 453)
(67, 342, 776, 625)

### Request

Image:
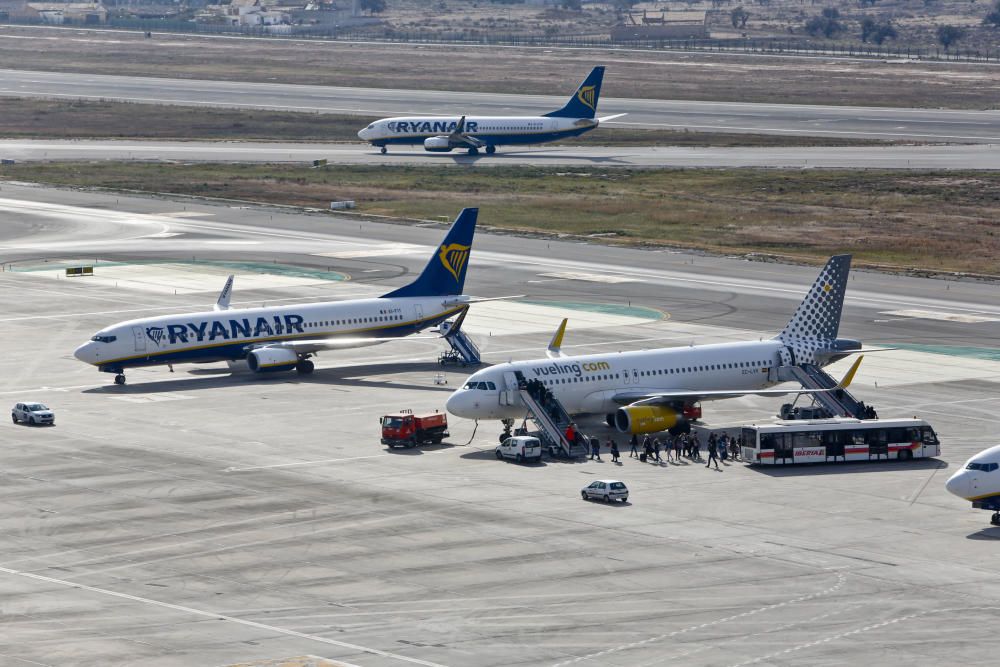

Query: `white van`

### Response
(496, 436, 542, 463)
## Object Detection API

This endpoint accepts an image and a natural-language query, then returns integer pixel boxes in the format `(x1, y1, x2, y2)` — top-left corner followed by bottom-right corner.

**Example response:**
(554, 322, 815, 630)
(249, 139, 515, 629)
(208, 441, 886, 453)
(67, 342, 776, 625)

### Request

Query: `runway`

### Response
(4, 67, 1000, 143)
(3, 184, 1000, 666)
(5, 139, 1000, 169)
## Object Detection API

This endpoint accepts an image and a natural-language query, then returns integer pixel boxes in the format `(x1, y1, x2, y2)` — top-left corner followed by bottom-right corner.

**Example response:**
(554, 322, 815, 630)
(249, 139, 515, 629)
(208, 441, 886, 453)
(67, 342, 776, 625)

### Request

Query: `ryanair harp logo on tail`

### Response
(439, 243, 471, 282)
(577, 85, 597, 111)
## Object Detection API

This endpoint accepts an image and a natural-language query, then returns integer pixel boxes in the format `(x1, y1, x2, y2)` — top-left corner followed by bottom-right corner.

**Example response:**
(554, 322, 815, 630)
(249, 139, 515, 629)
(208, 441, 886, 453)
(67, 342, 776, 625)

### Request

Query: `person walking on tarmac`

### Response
(706, 437, 721, 470)
(630, 434, 639, 458)
(610, 439, 620, 463)
(652, 437, 662, 463)
(590, 438, 602, 461)
(565, 422, 576, 446)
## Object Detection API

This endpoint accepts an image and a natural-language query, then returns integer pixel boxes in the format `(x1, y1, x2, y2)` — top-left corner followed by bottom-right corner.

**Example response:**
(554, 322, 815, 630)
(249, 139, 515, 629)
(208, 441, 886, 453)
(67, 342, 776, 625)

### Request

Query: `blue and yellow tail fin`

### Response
(381, 208, 478, 298)
(545, 66, 605, 120)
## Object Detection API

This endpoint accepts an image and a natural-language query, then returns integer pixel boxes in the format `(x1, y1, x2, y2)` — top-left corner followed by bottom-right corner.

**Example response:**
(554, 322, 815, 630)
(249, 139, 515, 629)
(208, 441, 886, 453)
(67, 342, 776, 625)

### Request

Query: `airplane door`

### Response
(501, 371, 520, 407)
(414, 304, 424, 323)
(132, 326, 146, 352)
(623, 369, 632, 385)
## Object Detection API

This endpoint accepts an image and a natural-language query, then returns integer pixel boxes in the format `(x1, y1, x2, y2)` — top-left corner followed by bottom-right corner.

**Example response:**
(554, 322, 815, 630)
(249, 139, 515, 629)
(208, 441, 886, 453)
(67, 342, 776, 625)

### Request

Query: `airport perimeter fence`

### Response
(3, 17, 1000, 64)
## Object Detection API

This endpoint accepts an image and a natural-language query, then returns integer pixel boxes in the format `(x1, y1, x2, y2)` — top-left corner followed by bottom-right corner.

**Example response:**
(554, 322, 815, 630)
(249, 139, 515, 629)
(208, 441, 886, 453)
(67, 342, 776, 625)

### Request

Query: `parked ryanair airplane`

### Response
(446, 255, 864, 435)
(946, 445, 1000, 526)
(74, 208, 479, 385)
(356, 66, 625, 155)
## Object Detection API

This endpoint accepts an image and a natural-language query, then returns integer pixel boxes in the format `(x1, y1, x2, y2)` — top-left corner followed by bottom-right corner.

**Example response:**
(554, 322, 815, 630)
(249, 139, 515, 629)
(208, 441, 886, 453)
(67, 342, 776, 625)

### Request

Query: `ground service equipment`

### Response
(381, 410, 449, 448)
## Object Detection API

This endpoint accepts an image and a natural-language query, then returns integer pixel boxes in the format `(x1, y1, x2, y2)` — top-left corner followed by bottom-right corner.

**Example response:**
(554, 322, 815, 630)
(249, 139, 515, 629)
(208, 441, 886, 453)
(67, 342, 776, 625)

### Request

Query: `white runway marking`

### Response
(882, 309, 1000, 323)
(224, 447, 458, 472)
(538, 272, 639, 284)
(0, 565, 449, 667)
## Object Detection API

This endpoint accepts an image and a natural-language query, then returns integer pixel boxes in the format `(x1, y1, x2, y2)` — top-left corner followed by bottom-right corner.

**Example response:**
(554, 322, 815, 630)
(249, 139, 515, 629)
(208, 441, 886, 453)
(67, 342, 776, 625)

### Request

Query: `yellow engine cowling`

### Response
(614, 405, 687, 435)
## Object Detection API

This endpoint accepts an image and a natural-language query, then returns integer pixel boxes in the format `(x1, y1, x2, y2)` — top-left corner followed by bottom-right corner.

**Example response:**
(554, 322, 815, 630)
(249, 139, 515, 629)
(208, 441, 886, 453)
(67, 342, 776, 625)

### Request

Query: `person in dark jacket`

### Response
(610, 439, 620, 463)
(590, 437, 602, 461)
(630, 434, 639, 458)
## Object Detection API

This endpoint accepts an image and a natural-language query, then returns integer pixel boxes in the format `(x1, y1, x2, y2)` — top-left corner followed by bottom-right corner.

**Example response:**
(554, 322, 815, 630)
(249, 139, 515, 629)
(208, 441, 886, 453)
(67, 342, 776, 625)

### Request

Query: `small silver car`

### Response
(12, 402, 55, 426)
(581, 480, 628, 503)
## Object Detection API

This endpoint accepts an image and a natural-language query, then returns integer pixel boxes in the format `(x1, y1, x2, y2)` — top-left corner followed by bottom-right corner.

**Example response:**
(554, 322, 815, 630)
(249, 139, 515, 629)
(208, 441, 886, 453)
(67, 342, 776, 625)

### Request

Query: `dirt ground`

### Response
(7, 162, 1000, 276)
(1, 25, 999, 109)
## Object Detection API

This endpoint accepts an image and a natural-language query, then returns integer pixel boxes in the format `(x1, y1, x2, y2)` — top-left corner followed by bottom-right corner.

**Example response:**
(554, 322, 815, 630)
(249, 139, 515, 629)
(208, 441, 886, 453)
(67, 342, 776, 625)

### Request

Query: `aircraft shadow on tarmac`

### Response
(749, 458, 949, 477)
(966, 527, 1000, 541)
(379, 151, 632, 165)
(81, 361, 462, 395)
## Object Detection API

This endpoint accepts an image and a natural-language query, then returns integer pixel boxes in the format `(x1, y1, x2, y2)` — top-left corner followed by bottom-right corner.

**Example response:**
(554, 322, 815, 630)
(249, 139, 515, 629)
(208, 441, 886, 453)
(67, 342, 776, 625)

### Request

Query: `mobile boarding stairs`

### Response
(500, 370, 590, 459)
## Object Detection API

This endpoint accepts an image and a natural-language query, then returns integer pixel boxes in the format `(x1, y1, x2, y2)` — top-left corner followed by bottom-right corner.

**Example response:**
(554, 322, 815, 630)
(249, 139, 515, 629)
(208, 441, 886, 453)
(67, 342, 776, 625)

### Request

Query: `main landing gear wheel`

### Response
(468, 147, 479, 155)
(485, 145, 496, 155)
(992, 512, 1000, 527)
(114, 374, 126, 386)
(380, 146, 387, 154)
(296, 359, 315, 375)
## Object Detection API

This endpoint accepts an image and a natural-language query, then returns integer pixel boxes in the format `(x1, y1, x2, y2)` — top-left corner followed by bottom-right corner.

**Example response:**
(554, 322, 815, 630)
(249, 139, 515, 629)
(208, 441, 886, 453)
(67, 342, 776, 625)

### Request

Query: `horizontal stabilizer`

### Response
(597, 113, 627, 123)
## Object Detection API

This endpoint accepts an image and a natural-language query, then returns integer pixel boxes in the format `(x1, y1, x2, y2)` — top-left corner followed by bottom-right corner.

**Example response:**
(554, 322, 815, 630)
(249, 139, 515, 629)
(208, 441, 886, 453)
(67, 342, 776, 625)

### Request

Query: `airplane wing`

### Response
(614, 356, 865, 406)
(258, 335, 443, 355)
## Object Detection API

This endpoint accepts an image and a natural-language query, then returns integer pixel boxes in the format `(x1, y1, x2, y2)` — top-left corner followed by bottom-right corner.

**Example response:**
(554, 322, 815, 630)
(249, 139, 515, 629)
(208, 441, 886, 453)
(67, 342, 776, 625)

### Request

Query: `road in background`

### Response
(3, 68, 1000, 143)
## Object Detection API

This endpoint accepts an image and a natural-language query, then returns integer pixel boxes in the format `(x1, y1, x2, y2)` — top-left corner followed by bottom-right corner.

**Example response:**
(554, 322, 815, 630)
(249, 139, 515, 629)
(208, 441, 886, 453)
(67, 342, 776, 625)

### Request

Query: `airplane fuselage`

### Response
(446, 340, 787, 421)
(358, 115, 597, 149)
(74, 296, 463, 373)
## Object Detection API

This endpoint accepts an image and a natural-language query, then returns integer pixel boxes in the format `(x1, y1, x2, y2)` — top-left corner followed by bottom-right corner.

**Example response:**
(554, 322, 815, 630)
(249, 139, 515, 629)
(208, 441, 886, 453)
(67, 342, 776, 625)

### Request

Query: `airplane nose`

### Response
(945, 471, 971, 499)
(357, 128, 368, 140)
(74, 342, 96, 365)
(445, 390, 474, 419)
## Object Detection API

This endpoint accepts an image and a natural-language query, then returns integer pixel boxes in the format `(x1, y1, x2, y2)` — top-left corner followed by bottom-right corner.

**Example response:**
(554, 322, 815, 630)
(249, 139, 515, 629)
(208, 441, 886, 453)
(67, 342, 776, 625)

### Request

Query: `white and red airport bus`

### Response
(740, 418, 940, 465)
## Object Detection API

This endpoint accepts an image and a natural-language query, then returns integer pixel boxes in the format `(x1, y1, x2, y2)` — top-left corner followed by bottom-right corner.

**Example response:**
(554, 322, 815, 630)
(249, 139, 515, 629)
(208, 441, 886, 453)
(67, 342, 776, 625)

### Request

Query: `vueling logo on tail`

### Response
(577, 85, 597, 111)
(439, 243, 471, 282)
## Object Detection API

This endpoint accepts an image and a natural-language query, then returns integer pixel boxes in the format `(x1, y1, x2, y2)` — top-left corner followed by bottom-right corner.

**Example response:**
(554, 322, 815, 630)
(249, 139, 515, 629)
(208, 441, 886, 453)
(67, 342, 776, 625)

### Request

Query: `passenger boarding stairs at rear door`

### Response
(512, 371, 589, 459)
(439, 319, 481, 365)
(779, 364, 869, 419)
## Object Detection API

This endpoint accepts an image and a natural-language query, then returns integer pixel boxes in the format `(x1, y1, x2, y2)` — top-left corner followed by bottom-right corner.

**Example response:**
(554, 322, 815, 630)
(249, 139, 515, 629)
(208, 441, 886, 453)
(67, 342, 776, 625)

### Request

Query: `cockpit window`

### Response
(367, 124, 375, 130)
(966, 462, 999, 472)
(91, 334, 117, 343)
(463, 381, 496, 390)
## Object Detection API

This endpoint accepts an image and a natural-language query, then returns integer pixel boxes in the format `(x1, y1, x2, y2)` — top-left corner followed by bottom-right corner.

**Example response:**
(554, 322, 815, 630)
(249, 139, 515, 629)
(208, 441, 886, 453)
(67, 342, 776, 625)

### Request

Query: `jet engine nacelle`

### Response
(423, 136, 454, 152)
(246, 347, 298, 373)
(615, 405, 690, 435)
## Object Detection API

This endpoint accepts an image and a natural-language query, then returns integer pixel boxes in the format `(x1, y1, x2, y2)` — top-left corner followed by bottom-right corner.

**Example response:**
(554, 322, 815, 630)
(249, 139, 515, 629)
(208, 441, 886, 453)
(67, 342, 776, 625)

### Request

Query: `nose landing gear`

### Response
(380, 146, 387, 155)
(992, 511, 1000, 526)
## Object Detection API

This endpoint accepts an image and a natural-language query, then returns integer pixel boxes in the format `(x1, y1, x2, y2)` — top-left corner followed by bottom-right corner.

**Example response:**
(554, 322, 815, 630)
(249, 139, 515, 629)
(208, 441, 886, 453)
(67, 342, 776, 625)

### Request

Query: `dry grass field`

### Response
(0, 98, 894, 146)
(1, 25, 999, 109)
(6, 161, 1000, 275)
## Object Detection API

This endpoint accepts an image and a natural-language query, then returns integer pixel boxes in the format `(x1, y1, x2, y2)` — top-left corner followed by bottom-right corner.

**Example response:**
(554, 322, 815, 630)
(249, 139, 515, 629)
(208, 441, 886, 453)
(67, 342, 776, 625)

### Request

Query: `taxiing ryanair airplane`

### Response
(446, 255, 864, 435)
(946, 445, 1000, 525)
(74, 208, 479, 385)
(356, 66, 625, 155)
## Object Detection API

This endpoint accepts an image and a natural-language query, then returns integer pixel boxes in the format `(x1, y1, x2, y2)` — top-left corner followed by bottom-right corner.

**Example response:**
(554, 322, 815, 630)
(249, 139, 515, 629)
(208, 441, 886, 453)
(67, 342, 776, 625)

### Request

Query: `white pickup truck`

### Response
(495, 436, 542, 463)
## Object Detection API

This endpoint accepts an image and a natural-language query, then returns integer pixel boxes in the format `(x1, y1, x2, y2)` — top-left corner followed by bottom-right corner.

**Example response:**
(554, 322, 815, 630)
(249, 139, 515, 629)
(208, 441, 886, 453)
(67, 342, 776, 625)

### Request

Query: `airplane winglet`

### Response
(546, 318, 568, 359)
(214, 275, 234, 311)
(836, 355, 864, 389)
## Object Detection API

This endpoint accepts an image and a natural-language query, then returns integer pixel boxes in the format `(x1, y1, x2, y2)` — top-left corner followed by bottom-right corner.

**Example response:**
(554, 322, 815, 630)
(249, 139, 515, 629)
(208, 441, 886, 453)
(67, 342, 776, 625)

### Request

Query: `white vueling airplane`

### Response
(74, 208, 479, 385)
(356, 66, 625, 155)
(446, 255, 863, 435)
(946, 445, 1000, 525)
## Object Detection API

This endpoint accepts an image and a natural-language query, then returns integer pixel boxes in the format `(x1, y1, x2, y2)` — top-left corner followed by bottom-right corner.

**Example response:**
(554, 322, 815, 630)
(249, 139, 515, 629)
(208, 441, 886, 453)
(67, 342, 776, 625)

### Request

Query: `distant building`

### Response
(9, 2, 108, 24)
(611, 10, 707, 41)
